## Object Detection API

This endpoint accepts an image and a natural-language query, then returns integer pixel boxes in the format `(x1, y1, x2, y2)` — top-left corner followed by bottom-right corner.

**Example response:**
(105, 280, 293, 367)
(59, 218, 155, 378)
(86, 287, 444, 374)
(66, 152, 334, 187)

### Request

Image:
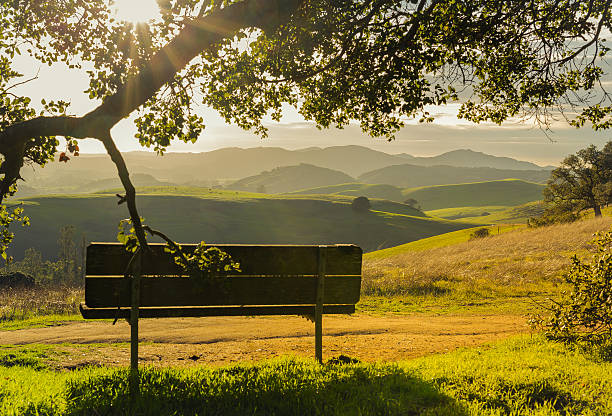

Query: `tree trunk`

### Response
(594, 204, 602, 217)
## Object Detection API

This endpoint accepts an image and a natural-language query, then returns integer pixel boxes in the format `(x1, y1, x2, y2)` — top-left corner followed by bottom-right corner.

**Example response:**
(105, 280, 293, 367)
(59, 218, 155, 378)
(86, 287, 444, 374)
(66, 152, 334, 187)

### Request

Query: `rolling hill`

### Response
(8, 190, 472, 259)
(425, 201, 545, 224)
(19, 145, 407, 191)
(226, 164, 355, 193)
(359, 164, 551, 187)
(401, 149, 551, 170)
(18, 146, 553, 196)
(288, 183, 405, 202)
(402, 179, 545, 210)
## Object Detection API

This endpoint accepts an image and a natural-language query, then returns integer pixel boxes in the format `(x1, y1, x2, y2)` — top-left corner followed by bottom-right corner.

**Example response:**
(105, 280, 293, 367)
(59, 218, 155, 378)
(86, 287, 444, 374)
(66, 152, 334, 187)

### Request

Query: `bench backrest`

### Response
(85, 243, 362, 308)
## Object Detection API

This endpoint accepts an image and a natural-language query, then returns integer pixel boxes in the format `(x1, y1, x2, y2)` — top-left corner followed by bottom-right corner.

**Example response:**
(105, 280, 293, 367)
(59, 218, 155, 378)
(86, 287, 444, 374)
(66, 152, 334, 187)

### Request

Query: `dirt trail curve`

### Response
(1, 314, 527, 367)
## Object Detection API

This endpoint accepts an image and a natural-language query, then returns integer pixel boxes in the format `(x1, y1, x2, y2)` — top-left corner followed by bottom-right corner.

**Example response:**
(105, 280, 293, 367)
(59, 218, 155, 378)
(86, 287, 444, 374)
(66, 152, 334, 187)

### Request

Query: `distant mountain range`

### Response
(17, 145, 553, 196)
(227, 164, 354, 193)
(358, 164, 551, 188)
(395, 149, 554, 170)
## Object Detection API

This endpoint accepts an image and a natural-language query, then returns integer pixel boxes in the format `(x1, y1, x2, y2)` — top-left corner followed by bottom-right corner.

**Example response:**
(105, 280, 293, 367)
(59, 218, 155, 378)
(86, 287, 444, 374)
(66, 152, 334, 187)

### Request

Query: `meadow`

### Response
(2, 198, 611, 414)
(8, 189, 470, 258)
(360, 215, 612, 314)
(1, 335, 610, 415)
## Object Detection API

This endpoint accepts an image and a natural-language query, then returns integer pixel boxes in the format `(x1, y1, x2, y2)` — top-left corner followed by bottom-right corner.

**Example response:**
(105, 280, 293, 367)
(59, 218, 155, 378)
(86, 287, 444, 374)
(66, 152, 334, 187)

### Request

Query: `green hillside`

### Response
(402, 179, 545, 210)
(288, 182, 404, 202)
(359, 164, 551, 187)
(125, 186, 426, 217)
(426, 201, 545, 224)
(365, 224, 526, 260)
(226, 164, 355, 193)
(9, 191, 471, 259)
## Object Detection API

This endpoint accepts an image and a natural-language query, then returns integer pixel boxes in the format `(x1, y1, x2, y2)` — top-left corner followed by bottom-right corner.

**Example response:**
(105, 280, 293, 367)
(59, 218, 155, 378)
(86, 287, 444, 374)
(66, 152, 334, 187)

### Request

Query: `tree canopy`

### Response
(0, 0, 611, 255)
(543, 141, 612, 218)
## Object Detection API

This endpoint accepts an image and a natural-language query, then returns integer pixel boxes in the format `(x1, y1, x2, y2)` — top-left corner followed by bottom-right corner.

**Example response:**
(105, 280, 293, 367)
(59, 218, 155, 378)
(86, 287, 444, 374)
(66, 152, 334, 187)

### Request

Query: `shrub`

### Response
(469, 228, 490, 240)
(403, 198, 420, 210)
(530, 229, 612, 359)
(528, 209, 579, 227)
(351, 196, 371, 213)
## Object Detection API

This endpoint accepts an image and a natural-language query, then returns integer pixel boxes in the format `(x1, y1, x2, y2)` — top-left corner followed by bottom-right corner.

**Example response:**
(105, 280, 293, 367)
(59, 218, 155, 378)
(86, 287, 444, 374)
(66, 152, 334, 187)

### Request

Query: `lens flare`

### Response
(114, 0, 160, 23)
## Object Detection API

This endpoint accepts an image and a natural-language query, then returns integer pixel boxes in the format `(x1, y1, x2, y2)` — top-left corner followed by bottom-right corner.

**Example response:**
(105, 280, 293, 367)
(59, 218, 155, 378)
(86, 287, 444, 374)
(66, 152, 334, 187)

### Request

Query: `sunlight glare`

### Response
(114, 0, 161, 23)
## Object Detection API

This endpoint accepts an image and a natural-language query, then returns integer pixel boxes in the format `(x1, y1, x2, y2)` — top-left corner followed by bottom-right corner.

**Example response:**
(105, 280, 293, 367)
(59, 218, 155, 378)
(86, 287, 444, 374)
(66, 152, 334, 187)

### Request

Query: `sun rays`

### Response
(113, 0, 161, 23)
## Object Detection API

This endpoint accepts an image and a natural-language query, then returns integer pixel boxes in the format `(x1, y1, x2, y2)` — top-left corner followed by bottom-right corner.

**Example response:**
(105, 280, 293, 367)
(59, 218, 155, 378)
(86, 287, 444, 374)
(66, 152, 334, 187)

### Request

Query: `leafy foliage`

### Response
(351, 196, 371, 213)
(469, 227, 490, 240)
(117, 218, 240, 278)
(0, 0, 612, 259)
(542, 142, 612, 218)
(0, 203, 29, 264)
(531, 229, 612, 358)
(165, 242, 241, 278)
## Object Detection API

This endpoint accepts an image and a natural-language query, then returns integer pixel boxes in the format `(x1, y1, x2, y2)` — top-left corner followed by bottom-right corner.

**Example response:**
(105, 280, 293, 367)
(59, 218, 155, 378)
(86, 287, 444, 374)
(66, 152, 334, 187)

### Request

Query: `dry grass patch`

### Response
(0, 286, 83, 323)
(362, 216, 612, 298)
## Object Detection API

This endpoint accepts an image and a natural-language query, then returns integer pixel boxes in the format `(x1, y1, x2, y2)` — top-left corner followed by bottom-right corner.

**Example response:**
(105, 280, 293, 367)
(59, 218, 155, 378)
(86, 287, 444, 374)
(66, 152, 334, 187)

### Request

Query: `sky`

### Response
(10, 1, 612, 167)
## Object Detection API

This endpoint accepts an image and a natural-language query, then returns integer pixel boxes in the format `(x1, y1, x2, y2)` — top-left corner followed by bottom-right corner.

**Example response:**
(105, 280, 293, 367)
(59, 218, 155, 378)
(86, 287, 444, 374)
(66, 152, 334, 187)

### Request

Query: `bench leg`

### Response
(315, 246, 326, 364)
(314, 308, 322, 364)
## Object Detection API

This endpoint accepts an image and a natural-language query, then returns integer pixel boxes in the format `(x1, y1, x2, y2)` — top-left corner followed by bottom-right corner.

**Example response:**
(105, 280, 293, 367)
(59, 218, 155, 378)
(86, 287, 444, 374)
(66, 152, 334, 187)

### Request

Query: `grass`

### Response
(0, 286, 82, 325)
(402, 179, 545, 210)
(426, 205, 511, 220)
(288, 182, 405, 202)
(0, 335, 610, 415)
(9, 192, 470, 258)
(365, 224, 525, 260)
(361, 216, 612, 306)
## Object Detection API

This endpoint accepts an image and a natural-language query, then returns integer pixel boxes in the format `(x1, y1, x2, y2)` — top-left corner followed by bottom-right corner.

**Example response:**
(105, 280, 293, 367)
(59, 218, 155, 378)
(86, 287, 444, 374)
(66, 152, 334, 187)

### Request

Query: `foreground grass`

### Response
(1, 336, 610, 415)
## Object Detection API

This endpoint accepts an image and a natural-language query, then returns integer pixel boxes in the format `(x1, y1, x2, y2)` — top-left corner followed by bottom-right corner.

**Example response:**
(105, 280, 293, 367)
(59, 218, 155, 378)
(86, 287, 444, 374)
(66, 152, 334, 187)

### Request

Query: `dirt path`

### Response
(2, 314, 528, 367)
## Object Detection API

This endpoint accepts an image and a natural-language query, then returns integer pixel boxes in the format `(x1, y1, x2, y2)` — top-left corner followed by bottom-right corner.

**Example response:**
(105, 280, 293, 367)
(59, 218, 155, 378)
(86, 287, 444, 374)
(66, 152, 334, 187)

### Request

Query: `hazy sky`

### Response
(11, 21, 611, 167)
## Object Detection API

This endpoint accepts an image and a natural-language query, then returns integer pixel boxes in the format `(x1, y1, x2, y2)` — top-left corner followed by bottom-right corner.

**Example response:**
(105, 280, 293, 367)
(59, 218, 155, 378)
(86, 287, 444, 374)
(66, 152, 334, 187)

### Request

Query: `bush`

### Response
(403, 198, 421, 210)
(530, 229, 612, 359)
(527, 210, 579, 227)
(351, 196, 371, 213)
(469, 228, 490, 240)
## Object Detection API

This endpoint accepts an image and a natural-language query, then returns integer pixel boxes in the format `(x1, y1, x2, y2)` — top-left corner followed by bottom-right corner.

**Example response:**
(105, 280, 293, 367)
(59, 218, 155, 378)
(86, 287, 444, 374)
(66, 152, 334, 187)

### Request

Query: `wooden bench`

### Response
(80, 243, 362, 367)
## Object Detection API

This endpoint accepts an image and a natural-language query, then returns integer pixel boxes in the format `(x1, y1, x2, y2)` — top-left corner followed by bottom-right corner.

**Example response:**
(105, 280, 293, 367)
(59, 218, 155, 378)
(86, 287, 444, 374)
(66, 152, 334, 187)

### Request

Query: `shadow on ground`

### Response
(64, 359, 468, 416)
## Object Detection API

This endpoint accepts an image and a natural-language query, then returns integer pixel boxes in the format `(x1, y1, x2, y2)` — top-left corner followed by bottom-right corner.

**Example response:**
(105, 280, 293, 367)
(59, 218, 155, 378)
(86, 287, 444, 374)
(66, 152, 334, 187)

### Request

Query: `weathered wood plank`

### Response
(85, 275, 361, 308)
(86, 243, 362, 276)
(79, 303, 355, 319)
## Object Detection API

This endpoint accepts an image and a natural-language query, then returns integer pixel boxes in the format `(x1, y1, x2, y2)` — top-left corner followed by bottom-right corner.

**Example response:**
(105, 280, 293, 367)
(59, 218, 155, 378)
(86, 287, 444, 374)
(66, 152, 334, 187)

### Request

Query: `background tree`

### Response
(404, 198, 421, 210)
(57, 225, 82, 285)
(351, 196, 371, 213)
(0, 0, 611, 254)
(543, 142, 612, 218)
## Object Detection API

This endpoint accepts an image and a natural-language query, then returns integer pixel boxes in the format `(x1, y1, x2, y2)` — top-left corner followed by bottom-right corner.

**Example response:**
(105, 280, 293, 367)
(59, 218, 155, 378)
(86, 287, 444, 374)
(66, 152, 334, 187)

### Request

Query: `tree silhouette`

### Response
(543, 142, 612, 218)
(0, 0, 610, 254)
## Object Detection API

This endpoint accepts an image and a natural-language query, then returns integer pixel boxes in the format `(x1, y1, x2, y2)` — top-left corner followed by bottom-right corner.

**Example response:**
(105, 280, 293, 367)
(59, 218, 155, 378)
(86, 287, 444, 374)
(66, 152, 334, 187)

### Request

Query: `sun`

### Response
(113, 0, 161, 23)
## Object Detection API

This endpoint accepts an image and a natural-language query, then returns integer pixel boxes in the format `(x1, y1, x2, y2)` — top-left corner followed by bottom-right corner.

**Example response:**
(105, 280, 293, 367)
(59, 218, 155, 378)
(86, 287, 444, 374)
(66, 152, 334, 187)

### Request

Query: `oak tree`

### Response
(543, 141, 612, 218)
(0, 0, 611, 255)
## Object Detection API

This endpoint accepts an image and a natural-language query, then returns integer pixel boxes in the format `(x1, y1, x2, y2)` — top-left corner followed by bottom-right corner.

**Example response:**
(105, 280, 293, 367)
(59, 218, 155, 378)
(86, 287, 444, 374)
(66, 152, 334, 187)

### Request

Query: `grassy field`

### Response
(0, 335, 610, 415)
(426, 201, 545, 224)
(9, 190, 469, 258)
(0, 286, 82, 330)
(402, 179, 545, 210)
(288, 182, 405, 202)
(360, 215, 612, 313)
